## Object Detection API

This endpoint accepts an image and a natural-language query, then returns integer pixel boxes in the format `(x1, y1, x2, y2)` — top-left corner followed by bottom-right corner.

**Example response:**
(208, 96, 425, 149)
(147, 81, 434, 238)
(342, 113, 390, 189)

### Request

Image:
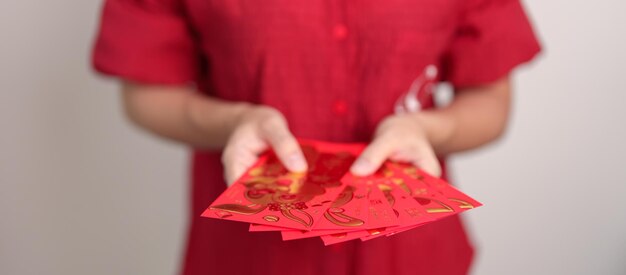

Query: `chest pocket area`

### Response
(358, 0, 459, 33)
(202, 0, 327, 50)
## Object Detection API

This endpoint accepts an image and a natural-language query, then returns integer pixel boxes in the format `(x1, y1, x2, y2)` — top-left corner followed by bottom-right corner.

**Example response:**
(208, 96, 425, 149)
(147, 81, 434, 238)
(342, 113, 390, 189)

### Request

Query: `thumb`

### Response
(260, 118, 308, 172)
(350, 136, 394, 176)
(389, 145, 442, 178)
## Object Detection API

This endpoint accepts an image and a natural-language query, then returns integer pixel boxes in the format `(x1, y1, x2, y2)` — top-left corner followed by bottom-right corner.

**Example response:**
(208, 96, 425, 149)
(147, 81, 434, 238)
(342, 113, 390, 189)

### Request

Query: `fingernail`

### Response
(288, 154, 307, 172)
(350, 159, 372, 176)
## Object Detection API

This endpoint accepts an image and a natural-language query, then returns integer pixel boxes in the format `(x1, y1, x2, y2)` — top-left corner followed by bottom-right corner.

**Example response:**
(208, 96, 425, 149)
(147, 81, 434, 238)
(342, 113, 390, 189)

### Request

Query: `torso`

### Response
(180, 1, 473, 274)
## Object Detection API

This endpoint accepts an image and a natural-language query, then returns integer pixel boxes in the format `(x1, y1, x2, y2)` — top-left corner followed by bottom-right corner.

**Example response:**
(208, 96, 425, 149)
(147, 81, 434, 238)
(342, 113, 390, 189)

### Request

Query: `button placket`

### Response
(328, 0, 352, 140)
(332, 99, 348, 115)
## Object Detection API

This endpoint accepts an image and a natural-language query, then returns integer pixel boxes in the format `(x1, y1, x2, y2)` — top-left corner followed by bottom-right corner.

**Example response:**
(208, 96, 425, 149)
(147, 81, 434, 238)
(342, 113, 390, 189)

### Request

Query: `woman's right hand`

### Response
(222, 106, 308, 186)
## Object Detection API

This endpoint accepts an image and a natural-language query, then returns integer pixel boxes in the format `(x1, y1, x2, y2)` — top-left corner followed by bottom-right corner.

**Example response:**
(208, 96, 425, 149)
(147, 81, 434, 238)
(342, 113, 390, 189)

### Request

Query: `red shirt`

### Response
(93, 0, 540, 274)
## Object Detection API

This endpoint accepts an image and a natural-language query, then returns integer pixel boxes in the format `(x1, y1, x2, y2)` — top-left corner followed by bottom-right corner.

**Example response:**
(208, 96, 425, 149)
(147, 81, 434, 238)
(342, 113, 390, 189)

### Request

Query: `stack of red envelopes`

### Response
(202, 139, 481, 245)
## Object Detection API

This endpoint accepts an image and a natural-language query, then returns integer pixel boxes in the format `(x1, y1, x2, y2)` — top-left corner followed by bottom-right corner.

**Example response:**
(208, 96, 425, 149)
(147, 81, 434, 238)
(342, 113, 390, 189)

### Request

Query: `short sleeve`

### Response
(442, 0, 541, 88)
(92, 0, 199, 84)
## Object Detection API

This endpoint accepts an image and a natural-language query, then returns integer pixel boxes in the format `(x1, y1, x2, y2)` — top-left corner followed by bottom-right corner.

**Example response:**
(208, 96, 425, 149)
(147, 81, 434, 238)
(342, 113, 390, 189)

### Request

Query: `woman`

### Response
(93, 0, 540, 274)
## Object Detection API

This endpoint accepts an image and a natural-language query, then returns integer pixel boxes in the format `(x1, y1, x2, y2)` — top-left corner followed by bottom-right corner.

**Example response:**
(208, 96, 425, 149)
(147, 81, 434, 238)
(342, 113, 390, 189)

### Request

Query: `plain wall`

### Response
(1, 0, 625, 274)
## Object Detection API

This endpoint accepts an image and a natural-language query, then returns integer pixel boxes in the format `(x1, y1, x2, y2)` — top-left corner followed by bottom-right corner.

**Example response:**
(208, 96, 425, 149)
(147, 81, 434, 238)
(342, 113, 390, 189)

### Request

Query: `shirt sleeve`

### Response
(92, 0, 199, 84)
(441, 0, 541, 88)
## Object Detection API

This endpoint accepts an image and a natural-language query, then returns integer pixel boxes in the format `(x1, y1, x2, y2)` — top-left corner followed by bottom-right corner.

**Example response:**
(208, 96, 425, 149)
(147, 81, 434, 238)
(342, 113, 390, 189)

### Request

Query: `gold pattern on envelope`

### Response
(392, 177, 454, 214)
(323, 185, 365, 227)
(210, 145, 354, 228)
(263, 215, 280, 222)
(448, 198, 475, 209)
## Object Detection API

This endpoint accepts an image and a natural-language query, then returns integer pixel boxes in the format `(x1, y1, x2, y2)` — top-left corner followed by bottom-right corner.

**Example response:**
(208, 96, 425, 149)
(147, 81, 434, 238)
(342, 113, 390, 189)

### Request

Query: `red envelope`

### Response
(360, 163, 483, 239)
(320, 224, 399, 245)
(203, 140, 482, 244)
(322, 167, 432, 245)
(282, 228, 353, 241)
(282, 177, 402, 241)
(281, 182, 369, 240)
(390, 163, 482, 211)
(344, 173, 401, 230)
(202, 140, 363, 230)
(311, 182, 369, 230)
(383, 163, 466, 218)
(321, 229, 373, 245)
(249, 224, 290, 232)
(319, 179, 402, 244)
(375, 178, 433, 227)
(322, 183, 402, 244)
(357, 181, 424, 241)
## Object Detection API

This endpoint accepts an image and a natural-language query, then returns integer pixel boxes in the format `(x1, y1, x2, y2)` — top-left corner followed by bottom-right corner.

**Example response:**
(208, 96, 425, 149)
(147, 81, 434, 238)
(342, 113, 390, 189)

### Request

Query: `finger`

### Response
(350, 136, 395, 176)
(221, 146, 238, 185)
(390, 144, 441, 178)
(222, 144, 259, 186)
(260, 117, 307, 172)
(227, 159, 256, 186)
(414, 141, 441, 177)
(412, 149, 442, 178)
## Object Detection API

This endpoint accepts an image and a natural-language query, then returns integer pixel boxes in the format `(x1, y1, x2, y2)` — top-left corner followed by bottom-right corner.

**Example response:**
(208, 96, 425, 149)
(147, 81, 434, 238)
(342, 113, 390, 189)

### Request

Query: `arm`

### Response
(350, 77, 512, 177)
(122, 82, 307, 184)
(121, 82, 250, 149)
(417, 76, 512, 155)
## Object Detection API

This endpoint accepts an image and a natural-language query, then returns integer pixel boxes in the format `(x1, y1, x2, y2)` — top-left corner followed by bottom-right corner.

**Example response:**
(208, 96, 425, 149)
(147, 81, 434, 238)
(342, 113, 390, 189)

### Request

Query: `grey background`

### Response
(1, 0, 625, 274)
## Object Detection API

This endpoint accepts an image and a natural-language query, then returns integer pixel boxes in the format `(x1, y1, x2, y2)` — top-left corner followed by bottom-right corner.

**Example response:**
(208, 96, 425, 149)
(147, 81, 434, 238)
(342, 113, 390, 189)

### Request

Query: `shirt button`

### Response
(333, 24, 348, 40)
(332, 100, 348, 115)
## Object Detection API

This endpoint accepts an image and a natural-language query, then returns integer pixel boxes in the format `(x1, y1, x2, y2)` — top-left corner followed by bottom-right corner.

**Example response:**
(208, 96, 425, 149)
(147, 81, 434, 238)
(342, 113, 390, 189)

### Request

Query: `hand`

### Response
(222, 106, 308, 185)
(350, 113, 442, 177)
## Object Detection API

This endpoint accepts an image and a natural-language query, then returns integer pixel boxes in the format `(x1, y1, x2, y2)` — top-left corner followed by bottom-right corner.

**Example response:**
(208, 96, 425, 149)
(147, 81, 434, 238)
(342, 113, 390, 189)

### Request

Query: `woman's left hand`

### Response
(349, 113, 442, 177)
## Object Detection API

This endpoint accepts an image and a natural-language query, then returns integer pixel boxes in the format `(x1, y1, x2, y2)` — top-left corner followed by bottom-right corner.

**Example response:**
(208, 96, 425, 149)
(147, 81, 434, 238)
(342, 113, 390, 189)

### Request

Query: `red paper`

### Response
(281, 182, 369, 240)
(390, 163, 482, 211)
(360, 163, 483, 239)
(202, 140, 363, 230)
(321, 229, 373, 245)
(202, 140, 482, 245)
(282, 178, 400, 241)
(249, 224, 290, 232)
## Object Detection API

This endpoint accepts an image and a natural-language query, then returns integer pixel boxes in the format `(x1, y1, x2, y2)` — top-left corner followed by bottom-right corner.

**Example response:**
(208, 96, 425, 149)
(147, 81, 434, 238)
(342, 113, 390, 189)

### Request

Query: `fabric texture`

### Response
(92, 0, 541, 274)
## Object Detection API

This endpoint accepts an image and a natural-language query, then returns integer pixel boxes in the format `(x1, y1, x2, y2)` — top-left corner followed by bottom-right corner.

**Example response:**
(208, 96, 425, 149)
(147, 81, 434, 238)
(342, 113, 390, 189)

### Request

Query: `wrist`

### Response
(225, 102, 255, 135)
(412, 110, 456, 154)
(184, 94, 255, 147)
